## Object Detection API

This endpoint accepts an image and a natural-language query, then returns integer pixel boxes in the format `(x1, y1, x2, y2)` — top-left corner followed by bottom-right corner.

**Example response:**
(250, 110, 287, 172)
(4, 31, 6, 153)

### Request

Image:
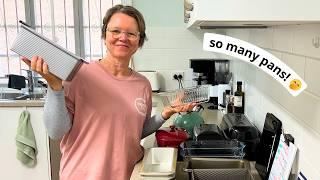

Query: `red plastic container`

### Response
(155, 125, 189, 148)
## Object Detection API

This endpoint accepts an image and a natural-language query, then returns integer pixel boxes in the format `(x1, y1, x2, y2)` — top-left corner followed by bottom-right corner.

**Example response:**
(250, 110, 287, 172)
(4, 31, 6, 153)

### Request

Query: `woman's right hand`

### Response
(21, 56, 63, 91)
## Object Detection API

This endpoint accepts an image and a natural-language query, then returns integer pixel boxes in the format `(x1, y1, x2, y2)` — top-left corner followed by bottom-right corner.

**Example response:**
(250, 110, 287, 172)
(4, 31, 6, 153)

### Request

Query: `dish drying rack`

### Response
(159, 85, 210, 107)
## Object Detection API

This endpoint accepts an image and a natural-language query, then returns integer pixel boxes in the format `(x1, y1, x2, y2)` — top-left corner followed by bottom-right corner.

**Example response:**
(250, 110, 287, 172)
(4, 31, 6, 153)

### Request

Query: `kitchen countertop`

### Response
(0, 99, 45, 107)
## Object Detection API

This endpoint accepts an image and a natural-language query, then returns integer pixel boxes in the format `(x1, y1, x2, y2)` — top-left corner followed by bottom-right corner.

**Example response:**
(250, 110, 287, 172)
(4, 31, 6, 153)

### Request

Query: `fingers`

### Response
(21, 56, 48, 75)
(30, 56, 39, 72)
(29, 56, 48, 75)
(173, 102, 198, 112)
(21, 57, 31, 67)
(20, 56, 62, 91)
(42, 62, 49, 75)
(162, 102, 199, 121)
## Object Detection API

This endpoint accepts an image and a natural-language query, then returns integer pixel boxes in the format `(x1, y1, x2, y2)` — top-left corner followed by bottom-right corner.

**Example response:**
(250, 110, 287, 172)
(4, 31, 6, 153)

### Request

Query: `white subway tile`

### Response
(298, 157, 320, 180)
(226, 29, 250, 42)
(272, 26, 294, 53)
(305, 58, 320, 97)
(292, 24, 320, 59)
(281, 53, 306, 79)
(268, 50, 282, 60)
(143, 34, 202, 49)
(280, 91, 320, 134)
(299, 129, 320, 173)
(183, 68, 194, 81)
(254, 109, 266, 132)
(244, 62, 257, 84)
(134, 48, 217, 70)
(248, 28, 274, 48)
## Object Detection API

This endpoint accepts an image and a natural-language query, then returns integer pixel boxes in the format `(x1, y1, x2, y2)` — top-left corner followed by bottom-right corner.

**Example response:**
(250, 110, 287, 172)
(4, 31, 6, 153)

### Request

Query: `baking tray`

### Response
(183, 157, 253, 180)
(140, 147, 177, 177)
(181, 140, 245, 159)
(10, 21, 87, 81)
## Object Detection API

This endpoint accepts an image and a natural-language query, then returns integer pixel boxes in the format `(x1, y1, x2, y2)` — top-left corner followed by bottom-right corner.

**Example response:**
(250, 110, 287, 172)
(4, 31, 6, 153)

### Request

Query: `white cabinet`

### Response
(0, 106, 51, 180)
(185, 0, 320, 29)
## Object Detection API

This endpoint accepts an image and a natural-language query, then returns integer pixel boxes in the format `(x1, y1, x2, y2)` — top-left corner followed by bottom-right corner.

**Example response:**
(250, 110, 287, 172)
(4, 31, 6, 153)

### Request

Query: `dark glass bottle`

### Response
(233, 81, 245, 114)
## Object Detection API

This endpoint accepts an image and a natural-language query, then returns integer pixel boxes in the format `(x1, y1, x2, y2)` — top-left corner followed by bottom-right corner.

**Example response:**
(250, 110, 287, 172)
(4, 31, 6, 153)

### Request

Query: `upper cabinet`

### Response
(184, 0, 320, 29)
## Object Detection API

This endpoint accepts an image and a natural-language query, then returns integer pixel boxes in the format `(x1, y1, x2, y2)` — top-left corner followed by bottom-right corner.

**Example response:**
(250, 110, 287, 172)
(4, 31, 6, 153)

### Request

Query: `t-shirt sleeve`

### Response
(43, 87, 72, 140)
(62, 79, 77, 118)
(141, 82, 165, 139)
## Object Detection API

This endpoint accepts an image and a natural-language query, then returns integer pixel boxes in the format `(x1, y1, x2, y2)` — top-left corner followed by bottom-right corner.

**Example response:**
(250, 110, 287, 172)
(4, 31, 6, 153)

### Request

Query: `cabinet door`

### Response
(0, 107, 51, 180)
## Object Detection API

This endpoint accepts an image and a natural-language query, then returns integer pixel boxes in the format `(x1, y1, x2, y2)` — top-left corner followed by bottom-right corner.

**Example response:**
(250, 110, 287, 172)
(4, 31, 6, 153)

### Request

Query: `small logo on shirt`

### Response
(135, 98, 147, 116)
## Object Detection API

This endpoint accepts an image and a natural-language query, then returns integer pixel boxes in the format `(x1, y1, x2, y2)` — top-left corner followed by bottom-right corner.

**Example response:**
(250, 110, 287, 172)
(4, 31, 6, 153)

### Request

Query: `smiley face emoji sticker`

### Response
(289, 79, 302, 91)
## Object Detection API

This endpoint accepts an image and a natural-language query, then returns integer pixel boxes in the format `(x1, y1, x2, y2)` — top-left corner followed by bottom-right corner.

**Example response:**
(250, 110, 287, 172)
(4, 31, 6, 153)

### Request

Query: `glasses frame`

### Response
(106, 27, 140, 41)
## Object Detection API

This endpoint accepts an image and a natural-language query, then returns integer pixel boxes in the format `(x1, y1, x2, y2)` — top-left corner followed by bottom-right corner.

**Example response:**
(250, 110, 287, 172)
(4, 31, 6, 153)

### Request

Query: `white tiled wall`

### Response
(133, 27, 225, 91)
(226, 24, 320, 179)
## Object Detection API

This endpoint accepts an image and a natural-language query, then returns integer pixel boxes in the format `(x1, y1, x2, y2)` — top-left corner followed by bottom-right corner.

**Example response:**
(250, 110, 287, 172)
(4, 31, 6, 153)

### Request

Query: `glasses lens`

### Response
(107, 28, 139, 40)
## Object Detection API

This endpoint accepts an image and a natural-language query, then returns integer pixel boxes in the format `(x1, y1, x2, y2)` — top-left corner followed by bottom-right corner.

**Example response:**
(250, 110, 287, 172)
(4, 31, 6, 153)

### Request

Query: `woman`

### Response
(22, 4, 196, 180)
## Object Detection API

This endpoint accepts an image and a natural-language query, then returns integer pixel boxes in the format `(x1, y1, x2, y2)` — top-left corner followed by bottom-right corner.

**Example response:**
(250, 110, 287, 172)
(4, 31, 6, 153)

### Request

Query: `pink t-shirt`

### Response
(59, 61, 152, 180)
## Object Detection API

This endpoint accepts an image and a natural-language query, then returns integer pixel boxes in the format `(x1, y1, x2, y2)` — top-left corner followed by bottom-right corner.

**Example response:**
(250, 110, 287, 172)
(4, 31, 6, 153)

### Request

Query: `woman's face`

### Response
(105, 13, 140, 60)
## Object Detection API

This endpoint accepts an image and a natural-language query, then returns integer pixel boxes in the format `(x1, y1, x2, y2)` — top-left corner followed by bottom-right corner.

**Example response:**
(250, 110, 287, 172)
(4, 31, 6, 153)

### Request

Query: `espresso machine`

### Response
(190, 59, 232, 109)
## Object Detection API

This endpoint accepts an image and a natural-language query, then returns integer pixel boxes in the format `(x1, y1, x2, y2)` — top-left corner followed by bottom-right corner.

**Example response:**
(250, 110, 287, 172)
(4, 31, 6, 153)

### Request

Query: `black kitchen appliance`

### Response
(255, 113, 282, 180)
(190, 59, 231, 109)
(190, 59, 230, 85)
(193, 123, 228, 141)
(220, 113, 260, 161)
(7, 74, 26, 90)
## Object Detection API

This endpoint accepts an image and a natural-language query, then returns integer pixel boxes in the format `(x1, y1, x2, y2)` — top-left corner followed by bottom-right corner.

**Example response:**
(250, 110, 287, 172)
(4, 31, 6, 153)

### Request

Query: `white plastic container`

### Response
(140, 147, 177, 177)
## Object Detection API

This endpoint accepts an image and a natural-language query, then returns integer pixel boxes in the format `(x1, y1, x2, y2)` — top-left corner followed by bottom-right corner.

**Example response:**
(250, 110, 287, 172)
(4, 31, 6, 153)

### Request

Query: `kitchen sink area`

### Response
(0, 92, 25, 100)
(0, 88, 46, 107)
(0, 92, 45, 100)
(0, 88, 45, 101)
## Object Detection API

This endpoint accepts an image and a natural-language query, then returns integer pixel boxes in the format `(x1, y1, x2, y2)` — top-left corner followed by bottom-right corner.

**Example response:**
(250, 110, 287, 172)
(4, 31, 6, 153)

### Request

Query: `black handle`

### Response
(19, 20, 31, 27)
(37, 80, 48, 88)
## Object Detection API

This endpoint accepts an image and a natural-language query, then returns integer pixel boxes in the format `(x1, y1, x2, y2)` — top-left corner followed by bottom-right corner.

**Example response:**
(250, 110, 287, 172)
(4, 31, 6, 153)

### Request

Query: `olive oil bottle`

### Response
(234, 81, 245, 114)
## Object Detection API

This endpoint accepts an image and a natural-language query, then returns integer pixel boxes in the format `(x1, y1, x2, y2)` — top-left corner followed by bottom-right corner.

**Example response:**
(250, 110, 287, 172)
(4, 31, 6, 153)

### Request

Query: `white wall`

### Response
(133, 27, 224, 90)
(133, 0, 225, 91)
(226, 24, 320, 179)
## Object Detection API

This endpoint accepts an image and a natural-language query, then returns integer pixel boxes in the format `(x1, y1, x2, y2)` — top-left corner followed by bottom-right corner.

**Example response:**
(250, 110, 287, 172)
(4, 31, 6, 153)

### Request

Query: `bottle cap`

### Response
(237, 81, 242, 85)
(226, 90, 230, 94)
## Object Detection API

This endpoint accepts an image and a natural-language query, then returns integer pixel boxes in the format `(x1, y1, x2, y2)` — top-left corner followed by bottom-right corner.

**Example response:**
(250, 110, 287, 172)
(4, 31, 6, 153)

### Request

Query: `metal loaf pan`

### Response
(10, 21, 87, 81)
(183, 157, 254, 180)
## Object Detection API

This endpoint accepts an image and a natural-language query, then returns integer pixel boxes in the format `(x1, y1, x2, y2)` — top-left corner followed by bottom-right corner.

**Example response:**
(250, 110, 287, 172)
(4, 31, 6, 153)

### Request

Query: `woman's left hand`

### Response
(161, 102, 198, 120)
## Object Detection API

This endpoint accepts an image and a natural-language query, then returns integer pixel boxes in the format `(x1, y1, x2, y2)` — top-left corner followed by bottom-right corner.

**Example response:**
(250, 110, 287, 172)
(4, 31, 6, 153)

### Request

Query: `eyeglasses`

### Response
(106, 28, 140, 40)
